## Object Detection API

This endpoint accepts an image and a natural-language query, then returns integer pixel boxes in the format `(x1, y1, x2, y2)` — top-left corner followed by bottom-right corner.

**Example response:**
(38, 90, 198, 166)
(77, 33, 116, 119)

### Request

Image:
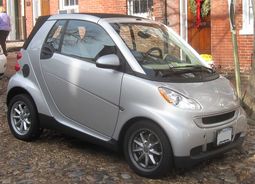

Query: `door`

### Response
(40, 20, 123, 137)
(188, 1, 211, 54)
(41, 0, 50, 15)
(7, 0, 24, 40)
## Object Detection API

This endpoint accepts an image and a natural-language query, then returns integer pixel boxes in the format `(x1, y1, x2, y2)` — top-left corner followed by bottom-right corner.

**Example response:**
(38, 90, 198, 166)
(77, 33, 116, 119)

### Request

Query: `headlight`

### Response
(158, 87, 201, 110)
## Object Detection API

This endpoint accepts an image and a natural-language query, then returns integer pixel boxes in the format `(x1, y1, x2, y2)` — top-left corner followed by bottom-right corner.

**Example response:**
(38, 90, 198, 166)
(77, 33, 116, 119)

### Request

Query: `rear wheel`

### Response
(123, 120, 173, 178)
(7, 94, 42, 141)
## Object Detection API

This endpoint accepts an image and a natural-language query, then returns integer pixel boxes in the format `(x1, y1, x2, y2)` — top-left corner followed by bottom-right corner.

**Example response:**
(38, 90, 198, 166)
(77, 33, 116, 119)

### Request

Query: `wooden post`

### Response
(229, 0, 242, 98)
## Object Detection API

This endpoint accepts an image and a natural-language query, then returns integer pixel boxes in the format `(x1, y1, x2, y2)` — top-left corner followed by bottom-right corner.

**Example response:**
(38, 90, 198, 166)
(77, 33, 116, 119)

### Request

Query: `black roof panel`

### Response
(23, 16, 51, 49)
(77, 13, 142, 19)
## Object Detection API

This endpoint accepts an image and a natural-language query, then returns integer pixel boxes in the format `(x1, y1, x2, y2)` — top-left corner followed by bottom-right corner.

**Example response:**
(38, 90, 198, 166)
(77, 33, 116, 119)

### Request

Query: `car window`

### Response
(45, 20, 66, 51)
(61, 20, 115, 61)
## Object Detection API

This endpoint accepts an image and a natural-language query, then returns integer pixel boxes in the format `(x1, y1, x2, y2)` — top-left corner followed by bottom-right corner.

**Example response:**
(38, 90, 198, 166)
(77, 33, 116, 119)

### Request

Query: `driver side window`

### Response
(60, 20, 116, 62)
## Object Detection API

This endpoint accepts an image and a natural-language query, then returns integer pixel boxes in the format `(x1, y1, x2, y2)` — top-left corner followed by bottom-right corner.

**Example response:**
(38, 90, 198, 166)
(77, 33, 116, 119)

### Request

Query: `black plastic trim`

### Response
(202, 111, 236, 125)
(23, 16, 51, 49)
(174, 136, 244, 169)
(131, 70, 220, 83)
(39, 114, 119, 151)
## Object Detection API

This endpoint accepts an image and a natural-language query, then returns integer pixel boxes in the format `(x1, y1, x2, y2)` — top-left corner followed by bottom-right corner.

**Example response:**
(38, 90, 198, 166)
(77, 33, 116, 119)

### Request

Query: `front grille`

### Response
(202, 111, 235, 125)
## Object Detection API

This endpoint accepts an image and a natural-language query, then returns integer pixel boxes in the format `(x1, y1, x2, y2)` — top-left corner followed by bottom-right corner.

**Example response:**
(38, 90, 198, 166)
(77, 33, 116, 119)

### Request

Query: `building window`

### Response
(128, 0, 154, 19)
(64, 0, 78, 7)
(59, 0, 79, 13)
(240, 0, 254, 35)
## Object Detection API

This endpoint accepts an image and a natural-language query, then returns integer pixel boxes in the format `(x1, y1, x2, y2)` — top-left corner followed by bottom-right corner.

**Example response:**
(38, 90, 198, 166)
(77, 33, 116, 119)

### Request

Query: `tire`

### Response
(123, 120, 173, 178)
(7, 94, 42, 141)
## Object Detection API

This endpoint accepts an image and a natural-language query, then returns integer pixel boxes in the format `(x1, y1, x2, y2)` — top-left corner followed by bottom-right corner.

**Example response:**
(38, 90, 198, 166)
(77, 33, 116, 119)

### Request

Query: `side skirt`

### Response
(38, 113, 119, 151)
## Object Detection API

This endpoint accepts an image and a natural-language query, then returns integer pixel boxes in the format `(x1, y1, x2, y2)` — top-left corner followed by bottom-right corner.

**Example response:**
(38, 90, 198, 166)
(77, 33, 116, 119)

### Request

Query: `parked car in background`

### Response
(6, 14, 248, 178)
(0, 47, 7, 77)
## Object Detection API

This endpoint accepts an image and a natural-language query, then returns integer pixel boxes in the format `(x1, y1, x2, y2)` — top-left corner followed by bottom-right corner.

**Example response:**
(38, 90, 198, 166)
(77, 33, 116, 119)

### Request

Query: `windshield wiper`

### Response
(171, 65, 215, 73)
(159, 65, 215, 78)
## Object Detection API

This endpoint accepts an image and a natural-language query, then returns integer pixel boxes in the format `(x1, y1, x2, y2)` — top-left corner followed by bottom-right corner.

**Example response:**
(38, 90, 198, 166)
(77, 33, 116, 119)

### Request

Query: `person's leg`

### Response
(0, 30, 5, 55)
(0, 30, 9, 56)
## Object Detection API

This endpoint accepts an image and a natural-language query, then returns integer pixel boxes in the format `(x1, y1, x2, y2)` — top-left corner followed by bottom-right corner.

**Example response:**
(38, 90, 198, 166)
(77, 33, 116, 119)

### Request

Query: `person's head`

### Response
(0, 6, 6, 13)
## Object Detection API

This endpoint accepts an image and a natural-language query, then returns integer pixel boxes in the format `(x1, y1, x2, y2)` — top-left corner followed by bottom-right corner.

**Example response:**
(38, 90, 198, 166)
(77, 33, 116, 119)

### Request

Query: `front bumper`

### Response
(155, 105, 248, 167)
(174, 134, 245, 168)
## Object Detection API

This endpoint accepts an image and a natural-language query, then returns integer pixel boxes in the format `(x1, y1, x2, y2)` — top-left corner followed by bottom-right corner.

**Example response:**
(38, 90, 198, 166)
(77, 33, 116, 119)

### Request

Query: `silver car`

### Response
(7, 14, 247, 178)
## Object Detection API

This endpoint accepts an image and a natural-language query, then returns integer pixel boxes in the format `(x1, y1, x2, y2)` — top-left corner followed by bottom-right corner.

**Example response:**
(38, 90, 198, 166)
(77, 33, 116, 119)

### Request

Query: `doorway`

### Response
(7, 0, 26, 40)
(187, 1, 211, 54)
(41, 0, 50, 16)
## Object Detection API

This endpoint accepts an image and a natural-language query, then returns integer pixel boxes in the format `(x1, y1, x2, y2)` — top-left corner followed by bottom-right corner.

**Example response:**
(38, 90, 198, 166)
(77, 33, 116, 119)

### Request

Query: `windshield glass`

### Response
(111, 22, 218, 82)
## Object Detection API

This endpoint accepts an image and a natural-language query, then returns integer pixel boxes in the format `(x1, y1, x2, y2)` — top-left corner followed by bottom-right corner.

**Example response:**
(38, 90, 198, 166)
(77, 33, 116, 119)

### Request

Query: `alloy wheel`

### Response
(129, 129, 163, 170)
(10, 101, 31, 135)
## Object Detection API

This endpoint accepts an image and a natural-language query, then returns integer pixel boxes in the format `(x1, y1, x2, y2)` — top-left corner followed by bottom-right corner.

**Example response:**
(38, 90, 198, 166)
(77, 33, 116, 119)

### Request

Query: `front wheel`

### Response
(123, 120, 173, 178)
(7, 94, 42, 141)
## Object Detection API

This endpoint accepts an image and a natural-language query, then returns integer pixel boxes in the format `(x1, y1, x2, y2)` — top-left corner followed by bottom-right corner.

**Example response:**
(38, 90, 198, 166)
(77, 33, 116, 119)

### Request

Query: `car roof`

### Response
(76, 13, 141, 19)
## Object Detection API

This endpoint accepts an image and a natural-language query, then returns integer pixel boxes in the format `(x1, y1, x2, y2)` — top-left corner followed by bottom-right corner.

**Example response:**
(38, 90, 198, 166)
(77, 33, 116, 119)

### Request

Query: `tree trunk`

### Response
(243, 0, 255, 120)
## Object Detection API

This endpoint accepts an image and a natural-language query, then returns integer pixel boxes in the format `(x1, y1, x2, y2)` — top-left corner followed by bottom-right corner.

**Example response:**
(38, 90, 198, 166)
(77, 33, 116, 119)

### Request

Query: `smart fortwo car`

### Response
(7, 14, 247, 178)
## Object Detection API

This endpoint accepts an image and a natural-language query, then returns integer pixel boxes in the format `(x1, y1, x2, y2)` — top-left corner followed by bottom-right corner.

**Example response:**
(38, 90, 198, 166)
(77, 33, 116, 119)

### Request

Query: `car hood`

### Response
(160, 76, 239, 113)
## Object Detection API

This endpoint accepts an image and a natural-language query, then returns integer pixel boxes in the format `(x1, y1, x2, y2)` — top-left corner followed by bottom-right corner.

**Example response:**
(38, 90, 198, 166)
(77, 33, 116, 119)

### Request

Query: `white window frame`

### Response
(240, 0, 254, 35)
(33, 0, 41, 25)
(127, 0, 154, 19)
(59, 0, 79, 12)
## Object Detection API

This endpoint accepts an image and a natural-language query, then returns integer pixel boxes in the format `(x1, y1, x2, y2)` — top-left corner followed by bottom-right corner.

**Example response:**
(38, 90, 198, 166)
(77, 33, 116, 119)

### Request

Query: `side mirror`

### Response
(96, 54, 120, 69)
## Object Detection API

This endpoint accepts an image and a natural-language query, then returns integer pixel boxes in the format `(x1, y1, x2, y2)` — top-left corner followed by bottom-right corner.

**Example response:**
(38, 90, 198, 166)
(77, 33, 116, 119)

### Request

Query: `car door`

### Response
(40, 19, 124, 137)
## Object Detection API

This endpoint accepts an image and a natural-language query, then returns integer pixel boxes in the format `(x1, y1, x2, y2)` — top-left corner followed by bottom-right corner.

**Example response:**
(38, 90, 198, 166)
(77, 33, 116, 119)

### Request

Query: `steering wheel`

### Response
(145, 47, 163, 59)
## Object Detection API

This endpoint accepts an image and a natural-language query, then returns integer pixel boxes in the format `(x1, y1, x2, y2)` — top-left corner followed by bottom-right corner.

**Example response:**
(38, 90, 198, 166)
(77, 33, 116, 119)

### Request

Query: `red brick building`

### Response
(1, 0, 254, 80)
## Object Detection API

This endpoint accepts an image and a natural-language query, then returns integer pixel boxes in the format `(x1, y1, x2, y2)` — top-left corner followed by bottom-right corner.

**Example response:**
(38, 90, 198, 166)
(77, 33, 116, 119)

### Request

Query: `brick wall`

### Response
(153, 0, 165, 23)
(79, 0, 126, 14)
(25, 2, 34, 36)
(49, 0, 59, 14)
(166, 0, 180, 33)
(211, 0, 254, 84)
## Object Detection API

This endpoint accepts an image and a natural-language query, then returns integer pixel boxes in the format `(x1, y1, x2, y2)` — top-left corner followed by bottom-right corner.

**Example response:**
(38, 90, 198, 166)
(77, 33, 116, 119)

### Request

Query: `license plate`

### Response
(217, 128, 232, 146)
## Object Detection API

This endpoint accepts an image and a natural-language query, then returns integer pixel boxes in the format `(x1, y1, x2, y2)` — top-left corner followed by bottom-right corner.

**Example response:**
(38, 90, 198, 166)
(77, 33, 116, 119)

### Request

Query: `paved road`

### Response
(0, 52, 255, 183)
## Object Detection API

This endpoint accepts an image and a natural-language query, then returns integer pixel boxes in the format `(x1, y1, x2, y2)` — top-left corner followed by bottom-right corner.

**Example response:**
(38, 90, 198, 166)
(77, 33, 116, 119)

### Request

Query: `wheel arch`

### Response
(7, 87, 37, 110)
(118, 117, 173, 153)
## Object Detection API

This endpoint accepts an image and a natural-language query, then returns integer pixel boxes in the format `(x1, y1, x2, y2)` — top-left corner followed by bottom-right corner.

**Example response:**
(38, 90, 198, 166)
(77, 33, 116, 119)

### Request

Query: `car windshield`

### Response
(111, 22, 218, 82)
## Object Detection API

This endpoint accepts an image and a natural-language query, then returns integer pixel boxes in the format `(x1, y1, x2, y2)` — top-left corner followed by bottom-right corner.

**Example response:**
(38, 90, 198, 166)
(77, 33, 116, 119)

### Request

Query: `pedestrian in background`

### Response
(0, 6, 11, 56)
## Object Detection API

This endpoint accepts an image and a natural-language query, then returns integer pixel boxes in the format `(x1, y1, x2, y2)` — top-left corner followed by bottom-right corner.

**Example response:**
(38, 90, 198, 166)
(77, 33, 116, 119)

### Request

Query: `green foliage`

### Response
(189, 0, 211, 18)
(201, 0, 210, 17)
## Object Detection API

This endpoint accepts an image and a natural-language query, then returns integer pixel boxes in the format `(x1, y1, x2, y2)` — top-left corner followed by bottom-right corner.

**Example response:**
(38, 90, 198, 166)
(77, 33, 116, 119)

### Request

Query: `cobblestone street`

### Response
(0, 53, 255, 183)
